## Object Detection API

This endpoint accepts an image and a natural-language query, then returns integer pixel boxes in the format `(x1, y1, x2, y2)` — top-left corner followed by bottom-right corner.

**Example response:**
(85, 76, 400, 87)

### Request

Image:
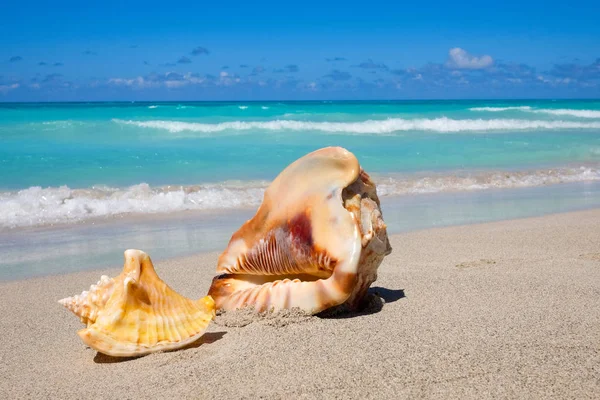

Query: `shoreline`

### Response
(2, 181, 600, 281)
(3, 206, 600, 285)
(2, 164, 600, 231)
(2, 208, 599, 398)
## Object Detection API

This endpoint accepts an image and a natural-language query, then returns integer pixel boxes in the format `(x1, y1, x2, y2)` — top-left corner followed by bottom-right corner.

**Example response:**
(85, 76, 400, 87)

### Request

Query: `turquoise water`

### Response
(1, 100, 600, 191)
(0, 101, 600, 190)
(1, 99, 600, 229)
(1, 99, 600, 279)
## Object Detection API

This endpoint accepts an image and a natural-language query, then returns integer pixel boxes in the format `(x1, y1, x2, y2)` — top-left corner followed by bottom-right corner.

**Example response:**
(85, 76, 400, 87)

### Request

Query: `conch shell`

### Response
(59, 250, 215, 357)
(208, 146, 391, 314)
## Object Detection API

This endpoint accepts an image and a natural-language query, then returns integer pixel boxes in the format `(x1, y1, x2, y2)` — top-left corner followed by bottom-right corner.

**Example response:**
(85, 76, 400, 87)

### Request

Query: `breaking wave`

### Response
(0, 182, 268, 229)
(531, 109, 600, 118)
(469, 106, 600, 118)
(113, 118, 600, 135)
(469, 106, 533, 112)
(2, 166, 599, 228)
(376, 166, 600, 196)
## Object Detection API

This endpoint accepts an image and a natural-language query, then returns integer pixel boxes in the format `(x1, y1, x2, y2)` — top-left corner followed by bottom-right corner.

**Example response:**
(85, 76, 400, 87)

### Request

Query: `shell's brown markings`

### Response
(225, 210, 337, 279)
(289, 211, 314, 247)
(60, 250, 216, 357)
(207, 209, 343, 312)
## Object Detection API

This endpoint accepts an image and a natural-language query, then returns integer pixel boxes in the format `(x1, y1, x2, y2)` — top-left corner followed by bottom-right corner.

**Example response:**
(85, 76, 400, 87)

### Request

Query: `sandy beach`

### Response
(1, 208, 599, 399)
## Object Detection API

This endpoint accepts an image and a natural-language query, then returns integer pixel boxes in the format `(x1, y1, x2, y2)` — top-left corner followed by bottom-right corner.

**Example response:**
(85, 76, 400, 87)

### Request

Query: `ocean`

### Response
(1, 99, 600, 279)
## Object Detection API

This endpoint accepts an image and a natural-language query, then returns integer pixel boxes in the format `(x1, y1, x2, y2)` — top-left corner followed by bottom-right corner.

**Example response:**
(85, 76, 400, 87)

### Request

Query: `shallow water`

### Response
(2, 181, 599, 280)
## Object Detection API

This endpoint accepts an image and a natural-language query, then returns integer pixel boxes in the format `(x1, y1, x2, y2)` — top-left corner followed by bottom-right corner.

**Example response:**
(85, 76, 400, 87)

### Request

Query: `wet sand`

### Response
(1, 209, 599, 399)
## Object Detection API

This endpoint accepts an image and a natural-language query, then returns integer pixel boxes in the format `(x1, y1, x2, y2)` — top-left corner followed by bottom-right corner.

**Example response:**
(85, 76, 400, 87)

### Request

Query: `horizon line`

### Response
(1, 97, 600, 105)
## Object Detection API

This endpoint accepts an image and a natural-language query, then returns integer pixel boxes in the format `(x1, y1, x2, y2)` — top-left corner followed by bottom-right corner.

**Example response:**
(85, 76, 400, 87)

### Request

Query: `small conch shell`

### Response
(208, 146, 392, 314)
(59, 250, 215, 357)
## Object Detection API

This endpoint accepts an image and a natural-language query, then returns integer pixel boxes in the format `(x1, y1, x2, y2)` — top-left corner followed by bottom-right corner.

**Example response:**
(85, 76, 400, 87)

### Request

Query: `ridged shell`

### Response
(59, 250, 215, 357)
(58, 274, 114, 326)
(208, 147, 391, 314)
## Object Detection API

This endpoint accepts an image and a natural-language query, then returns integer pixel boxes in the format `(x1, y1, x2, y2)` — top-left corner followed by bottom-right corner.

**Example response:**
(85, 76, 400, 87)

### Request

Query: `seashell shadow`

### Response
(92, 331, 227, 364)
(317, 287, 405, 319)
(370, 287, 406, 303)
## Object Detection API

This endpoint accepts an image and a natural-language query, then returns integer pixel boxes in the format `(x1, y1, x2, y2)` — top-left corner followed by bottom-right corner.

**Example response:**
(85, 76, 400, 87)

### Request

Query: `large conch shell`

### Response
(208, 147, 392, 314)
(59, 250, 215, 357)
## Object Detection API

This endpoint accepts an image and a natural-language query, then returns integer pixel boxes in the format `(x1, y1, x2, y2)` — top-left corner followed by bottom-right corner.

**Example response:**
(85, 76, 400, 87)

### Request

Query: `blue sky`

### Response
(1, 0, 599, 101)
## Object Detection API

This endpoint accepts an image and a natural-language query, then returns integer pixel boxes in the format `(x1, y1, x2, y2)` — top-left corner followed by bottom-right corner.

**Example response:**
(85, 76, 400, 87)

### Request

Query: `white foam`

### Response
(469, 106, 533, 112)
(2, 166, 599, 228)
(238, 106, 248, 110)
(112, 117, 600, 135)
(0, 182, 267, 228)
(531, 109, 600, 118)
(148, 105, 159, 109)
(470, 106, 600, 119)
(376, 166, 600, 196)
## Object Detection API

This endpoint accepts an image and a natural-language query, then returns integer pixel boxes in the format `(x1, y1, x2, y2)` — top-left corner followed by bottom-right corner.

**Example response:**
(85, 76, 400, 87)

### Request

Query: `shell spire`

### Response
(58, 274, 114, 326)
(59, 250, 215, 357)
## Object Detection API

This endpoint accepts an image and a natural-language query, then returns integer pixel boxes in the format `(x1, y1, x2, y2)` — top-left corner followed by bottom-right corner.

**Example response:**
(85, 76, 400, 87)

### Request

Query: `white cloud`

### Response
(108, 77, 151, 88)
(107, 71, 242, 89)
(537, 75, 550, 84)
(164, 80, 187, 88)
(447, 48, 493, 70)
(0, 83, 19, 94)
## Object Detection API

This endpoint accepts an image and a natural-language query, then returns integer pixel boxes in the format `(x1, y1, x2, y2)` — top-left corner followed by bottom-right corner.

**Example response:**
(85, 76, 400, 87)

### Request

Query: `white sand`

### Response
(1, 209, 599, 399)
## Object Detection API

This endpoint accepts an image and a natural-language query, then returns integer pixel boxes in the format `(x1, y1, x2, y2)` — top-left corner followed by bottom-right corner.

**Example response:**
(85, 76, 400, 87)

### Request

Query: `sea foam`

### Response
(468, 106, 533, 112)
(2, 166, 599, 228)
(469, 106, 600, 118)
(113, 117, 600, 134)
(531, 109, 600, 118)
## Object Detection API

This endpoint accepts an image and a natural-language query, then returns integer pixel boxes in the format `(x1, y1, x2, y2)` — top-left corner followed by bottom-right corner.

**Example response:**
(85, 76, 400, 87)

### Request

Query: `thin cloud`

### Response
(0, 83, 20, 93)
(107, 71, 242, 89)
(38, 61, 63, 67)
(83, 50, 97, 56)
(251, 65, 266, 75)
(239, 64, 249, 68)
(326, 57, 347, 62)
(274, 64, 299, 73)
(549, 58, 600, 80)
(324, 70, 352, 81)
(9, 56, 23, 62)
(177, 56, 192, 64)
(42, 73, 63, 83)
(191, 46, 210, 56)
(446, 48, 493, 69)
(354, 59, 388, 70)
